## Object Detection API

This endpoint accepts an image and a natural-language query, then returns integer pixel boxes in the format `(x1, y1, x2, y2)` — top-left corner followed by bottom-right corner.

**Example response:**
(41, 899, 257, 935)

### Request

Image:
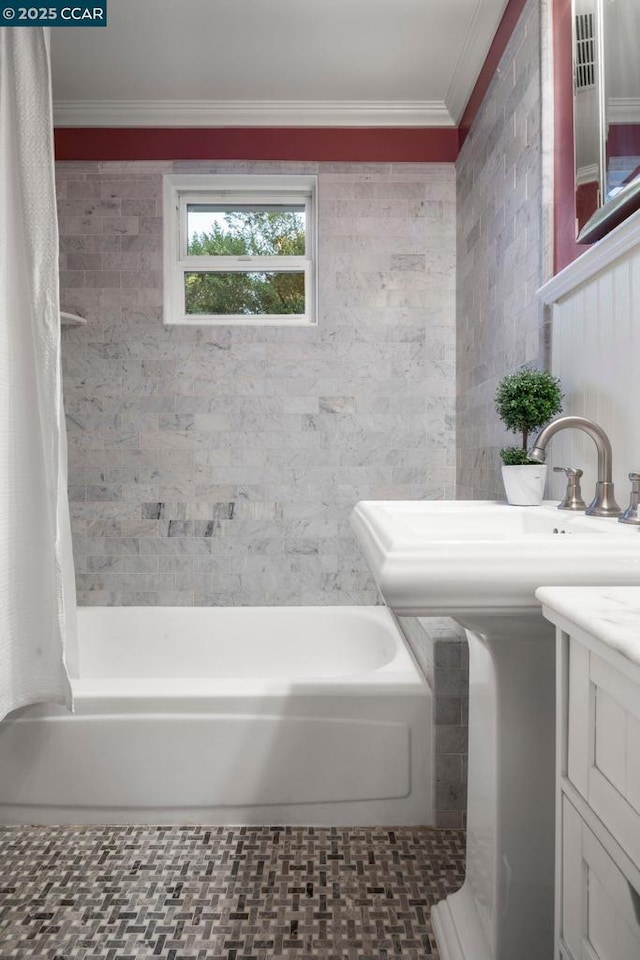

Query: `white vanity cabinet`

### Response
(537, 587, 640, 960)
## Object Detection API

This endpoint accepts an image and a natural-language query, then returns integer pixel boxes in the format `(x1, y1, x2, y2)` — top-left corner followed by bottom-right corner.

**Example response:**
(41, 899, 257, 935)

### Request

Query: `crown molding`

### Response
(53, 99, 455, 128)
(445, 0, 510, 124)
(576, 162, 599, 186)
(608, 98, 640, 124)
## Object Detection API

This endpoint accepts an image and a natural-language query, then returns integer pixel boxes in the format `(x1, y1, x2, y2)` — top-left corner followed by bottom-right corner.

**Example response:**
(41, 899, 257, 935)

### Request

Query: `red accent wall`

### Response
(576, 180, 600, 232)
(54, 127, 458, 163)
(607, 125, 640, 158)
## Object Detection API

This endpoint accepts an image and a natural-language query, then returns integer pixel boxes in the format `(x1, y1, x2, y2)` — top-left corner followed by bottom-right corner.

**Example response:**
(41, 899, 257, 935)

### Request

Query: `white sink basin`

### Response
(350, 499, 640, 614)
(350, 498, 640, 960)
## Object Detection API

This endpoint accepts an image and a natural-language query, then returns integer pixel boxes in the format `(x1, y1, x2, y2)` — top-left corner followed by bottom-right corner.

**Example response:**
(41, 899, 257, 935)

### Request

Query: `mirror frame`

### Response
(577, 175, 640, 243)
(573, 0, 640, 243)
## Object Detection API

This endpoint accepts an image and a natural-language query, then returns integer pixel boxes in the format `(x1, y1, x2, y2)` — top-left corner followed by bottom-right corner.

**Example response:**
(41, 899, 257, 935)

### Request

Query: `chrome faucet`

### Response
(528, 416, 621, 517)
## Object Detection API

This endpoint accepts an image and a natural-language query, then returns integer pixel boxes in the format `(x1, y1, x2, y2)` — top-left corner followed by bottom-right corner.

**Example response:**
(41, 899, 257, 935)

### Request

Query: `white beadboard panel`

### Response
(548, 241, 640, 507)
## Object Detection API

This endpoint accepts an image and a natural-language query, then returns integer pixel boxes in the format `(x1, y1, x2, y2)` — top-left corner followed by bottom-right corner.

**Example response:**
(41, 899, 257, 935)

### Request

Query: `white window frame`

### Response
(163, 174, 317, 326)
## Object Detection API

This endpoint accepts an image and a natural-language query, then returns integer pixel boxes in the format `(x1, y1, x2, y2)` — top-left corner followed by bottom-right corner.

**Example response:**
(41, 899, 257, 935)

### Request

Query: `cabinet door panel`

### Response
(567, 642, 640, 865)
(561, 799, 640, 960)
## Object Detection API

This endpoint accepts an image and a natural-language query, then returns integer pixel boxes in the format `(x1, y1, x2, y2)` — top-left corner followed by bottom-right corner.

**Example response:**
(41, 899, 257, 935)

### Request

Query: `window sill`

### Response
(164, 315, 317, 327)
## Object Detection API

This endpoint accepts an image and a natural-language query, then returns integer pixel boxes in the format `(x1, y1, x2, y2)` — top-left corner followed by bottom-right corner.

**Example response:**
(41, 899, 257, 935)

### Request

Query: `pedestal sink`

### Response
(350, 500, 640, 960)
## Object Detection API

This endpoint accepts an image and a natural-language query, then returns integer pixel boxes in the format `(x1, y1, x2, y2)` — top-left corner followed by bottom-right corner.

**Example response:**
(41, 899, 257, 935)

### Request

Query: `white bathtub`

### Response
(0, 606, 432, 825)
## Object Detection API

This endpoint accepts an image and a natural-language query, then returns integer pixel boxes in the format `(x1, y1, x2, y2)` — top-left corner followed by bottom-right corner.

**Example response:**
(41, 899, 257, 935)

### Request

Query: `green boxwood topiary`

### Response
(495, 368, 563, 466)
(499, 446, 537, 466)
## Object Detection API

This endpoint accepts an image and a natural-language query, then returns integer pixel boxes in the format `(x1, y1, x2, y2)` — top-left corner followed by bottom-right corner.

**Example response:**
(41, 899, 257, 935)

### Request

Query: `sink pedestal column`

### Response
(432, 612, 556, 960)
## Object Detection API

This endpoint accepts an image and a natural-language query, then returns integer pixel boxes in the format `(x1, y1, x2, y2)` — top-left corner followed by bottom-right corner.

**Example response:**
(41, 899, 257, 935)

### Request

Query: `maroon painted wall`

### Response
(607, 125, 640, 159)
(54, 127, 459, 163)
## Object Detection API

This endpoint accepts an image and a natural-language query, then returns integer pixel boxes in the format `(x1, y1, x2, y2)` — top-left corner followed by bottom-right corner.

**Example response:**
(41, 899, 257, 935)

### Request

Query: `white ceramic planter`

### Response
(501, 464, 547, 506)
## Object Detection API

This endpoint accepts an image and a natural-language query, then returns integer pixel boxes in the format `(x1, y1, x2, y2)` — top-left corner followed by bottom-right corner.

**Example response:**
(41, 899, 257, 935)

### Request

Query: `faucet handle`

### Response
(553, 466, 583, 478)
(619, 472, 640, 524)
(553, 466, 587, 511)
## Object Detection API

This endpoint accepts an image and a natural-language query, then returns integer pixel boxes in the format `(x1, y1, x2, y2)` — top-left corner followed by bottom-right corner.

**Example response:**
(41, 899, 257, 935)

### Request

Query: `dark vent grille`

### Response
(575, 12, 595, 89)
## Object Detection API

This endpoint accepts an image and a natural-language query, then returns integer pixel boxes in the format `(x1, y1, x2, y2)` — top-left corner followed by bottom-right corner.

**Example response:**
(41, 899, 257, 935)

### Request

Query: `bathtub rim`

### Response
(16, 604, 430, 716)
(74, 603, 412, 681)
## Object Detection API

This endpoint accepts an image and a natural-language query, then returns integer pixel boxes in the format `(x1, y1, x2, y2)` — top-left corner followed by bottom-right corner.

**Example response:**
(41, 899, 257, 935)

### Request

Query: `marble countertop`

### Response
(536, 586, 640, 668)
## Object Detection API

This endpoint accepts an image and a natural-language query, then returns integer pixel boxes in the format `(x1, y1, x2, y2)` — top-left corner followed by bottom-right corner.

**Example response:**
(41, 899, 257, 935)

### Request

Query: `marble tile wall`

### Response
(456, 0, 545, 500)
(58, 160, 456, 605)
(399, 617, 468, 828)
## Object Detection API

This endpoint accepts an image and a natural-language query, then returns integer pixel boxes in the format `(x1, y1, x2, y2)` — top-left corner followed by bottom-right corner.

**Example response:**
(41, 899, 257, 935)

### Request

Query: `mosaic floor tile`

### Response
(0, 825, 465, 959)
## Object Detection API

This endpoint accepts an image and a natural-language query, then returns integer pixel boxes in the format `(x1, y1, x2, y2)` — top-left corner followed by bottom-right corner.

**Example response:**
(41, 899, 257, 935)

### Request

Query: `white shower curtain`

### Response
(0, 28, 75, 720)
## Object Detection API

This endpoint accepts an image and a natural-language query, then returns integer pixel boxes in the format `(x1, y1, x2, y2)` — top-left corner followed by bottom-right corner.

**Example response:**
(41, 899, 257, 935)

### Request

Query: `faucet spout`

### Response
(529, 415, 621, 517)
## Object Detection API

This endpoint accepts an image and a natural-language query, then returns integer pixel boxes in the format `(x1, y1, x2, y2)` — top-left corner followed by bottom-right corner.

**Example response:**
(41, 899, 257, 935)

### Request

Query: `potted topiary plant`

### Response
(495, 367, 563, 505)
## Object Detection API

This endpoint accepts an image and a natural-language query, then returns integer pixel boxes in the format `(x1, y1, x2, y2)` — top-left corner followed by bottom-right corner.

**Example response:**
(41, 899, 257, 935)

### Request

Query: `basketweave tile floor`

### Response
(0, 825, 465, 960)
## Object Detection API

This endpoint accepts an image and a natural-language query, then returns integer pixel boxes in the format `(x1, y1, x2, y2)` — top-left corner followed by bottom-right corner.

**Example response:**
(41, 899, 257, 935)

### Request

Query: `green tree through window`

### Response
(186, 210, 306, 316)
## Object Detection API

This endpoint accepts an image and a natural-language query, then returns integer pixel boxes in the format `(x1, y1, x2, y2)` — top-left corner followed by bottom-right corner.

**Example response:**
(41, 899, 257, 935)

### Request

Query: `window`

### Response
(163, 174, 317, 325)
